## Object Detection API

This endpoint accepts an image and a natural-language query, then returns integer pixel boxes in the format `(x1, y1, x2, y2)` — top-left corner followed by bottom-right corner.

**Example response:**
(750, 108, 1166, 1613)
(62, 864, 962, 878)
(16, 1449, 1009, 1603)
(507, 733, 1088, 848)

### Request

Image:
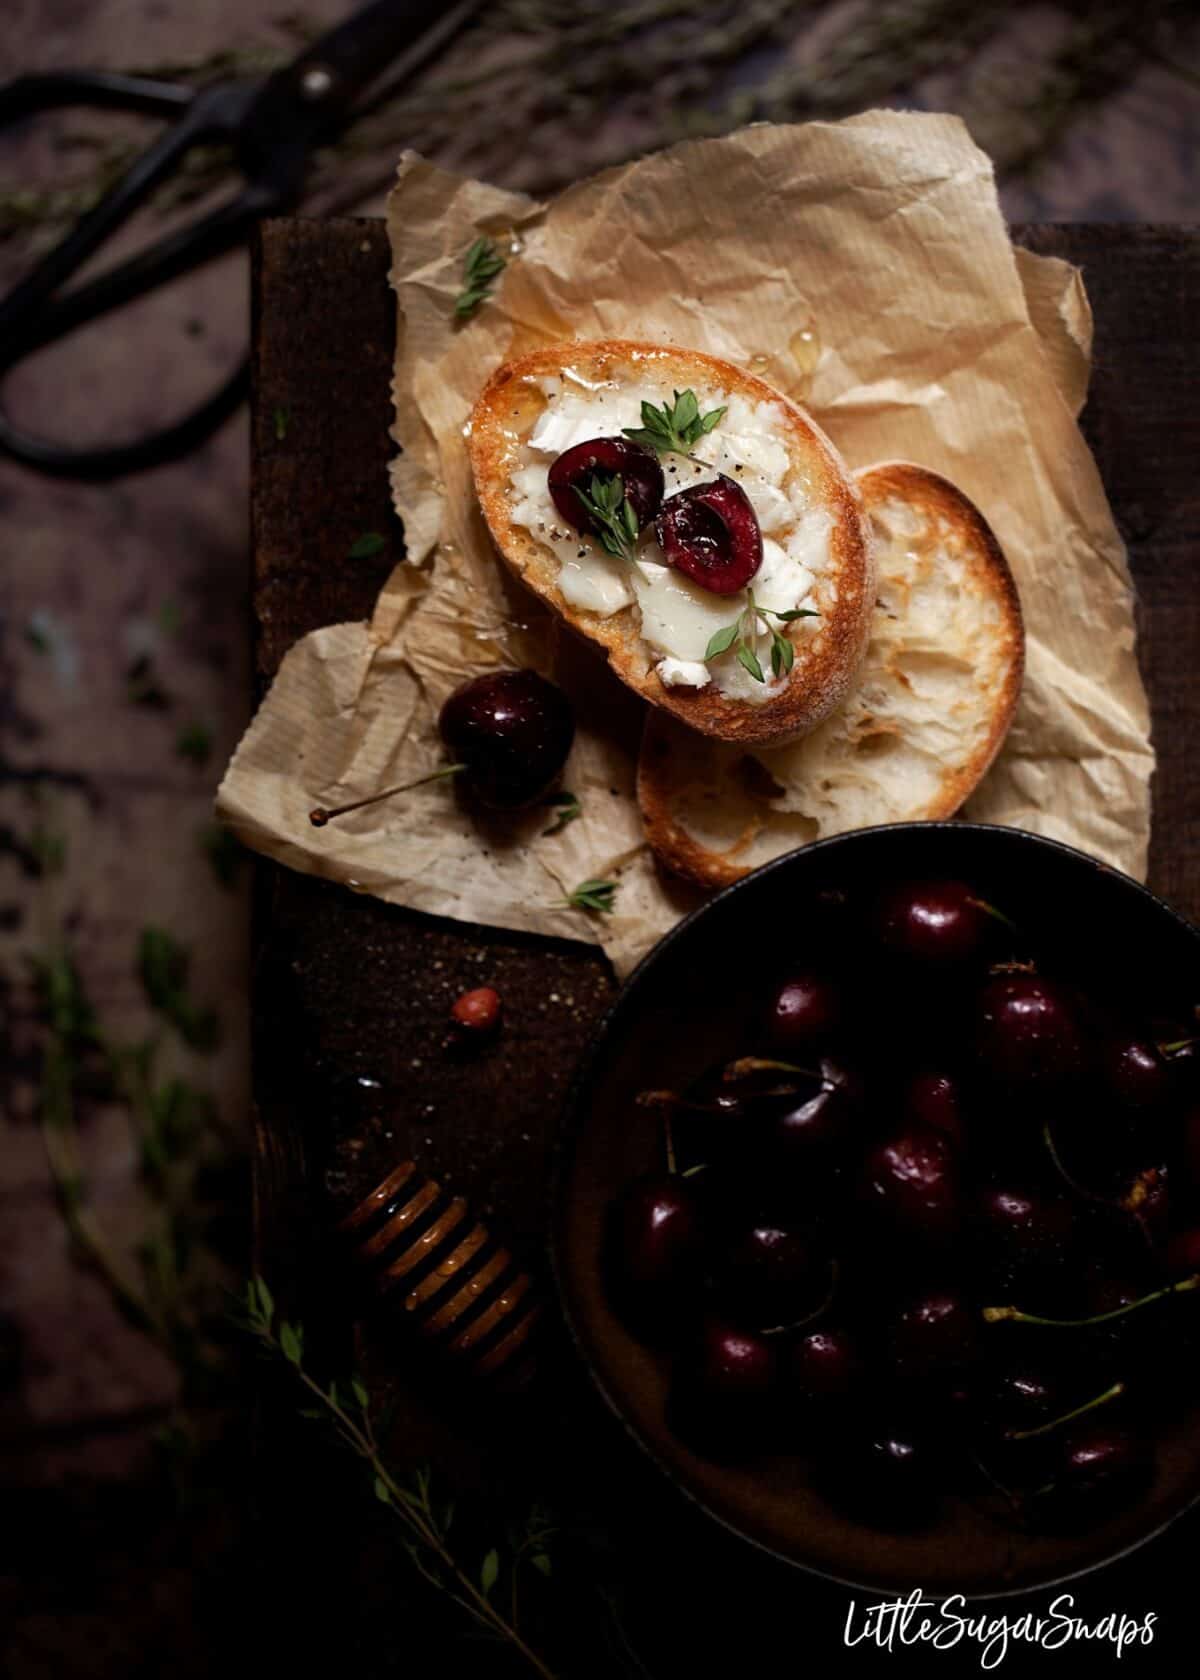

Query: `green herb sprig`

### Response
(542, 791, 581, 836)
(563, 879, 617, 914)
(622, 388, 726, 457)
(242, 1280, 558, 1680)
(704, 588, 819, 684)
(574, 474, 640, 564)
(455, 236, 507, 319)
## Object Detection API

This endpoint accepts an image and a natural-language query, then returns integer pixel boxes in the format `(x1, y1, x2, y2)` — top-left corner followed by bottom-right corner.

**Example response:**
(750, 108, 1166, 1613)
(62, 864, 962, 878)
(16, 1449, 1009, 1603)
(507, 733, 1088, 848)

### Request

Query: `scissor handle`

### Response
(0, 71, 194, 122)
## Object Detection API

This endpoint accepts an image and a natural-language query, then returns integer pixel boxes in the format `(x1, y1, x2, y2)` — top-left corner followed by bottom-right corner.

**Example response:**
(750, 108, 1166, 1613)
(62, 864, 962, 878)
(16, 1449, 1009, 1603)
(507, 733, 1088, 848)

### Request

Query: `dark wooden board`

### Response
(250, 218, 1200, 1674)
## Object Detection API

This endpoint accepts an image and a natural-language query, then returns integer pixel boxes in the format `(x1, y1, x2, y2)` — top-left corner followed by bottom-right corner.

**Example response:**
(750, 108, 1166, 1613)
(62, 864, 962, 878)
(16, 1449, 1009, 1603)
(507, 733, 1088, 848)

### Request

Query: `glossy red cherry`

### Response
(714, 1223, 825, 1329)
(861, 1129, 961, 1245)
(605, 1172, 704, 1337)
(978, 1362, 1062, 1437)
(902, 1071, 964, 1144)
(790, 1329, 862, 1411)
(669, 1317, 778, 1457)
(825, 1426, 938, 1526)
(438, 669, 574, 809)
(764, 972, 842, 1053)
(1044, 1427, 1150, 1520)
(975, 973, 1085, 1089)
(876, 880, 991, 967)
(1101, 1034, 1171, 1113)
(890, 1291, 979, 1403)
(767, 1058, 861, 1169)
(655, 474, 763, 595)
(547, 436, 664, 535)
(976, 1185, 1075, 1283)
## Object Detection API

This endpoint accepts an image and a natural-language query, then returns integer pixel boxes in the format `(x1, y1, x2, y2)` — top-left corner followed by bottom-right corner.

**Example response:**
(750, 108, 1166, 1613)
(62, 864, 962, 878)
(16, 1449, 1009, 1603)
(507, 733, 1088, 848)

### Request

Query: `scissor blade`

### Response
(238, 0, 486, 178)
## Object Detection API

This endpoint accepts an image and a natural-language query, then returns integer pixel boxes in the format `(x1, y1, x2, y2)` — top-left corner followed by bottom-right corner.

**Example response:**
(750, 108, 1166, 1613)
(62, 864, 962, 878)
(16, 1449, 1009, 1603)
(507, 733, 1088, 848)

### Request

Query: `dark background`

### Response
(2, 4, 1199, 1676)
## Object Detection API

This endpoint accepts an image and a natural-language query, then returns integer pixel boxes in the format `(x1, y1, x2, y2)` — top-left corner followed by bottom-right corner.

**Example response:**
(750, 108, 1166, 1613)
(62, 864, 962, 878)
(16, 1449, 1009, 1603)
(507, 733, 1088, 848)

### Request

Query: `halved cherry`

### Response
(655, 474, 763, 595)
(547, 437, 664, 536)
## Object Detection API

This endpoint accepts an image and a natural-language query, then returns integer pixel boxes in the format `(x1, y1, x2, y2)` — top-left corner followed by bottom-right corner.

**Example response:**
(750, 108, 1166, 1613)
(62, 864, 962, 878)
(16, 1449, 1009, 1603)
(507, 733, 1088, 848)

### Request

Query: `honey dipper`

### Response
(339, 1160, 542, 1379)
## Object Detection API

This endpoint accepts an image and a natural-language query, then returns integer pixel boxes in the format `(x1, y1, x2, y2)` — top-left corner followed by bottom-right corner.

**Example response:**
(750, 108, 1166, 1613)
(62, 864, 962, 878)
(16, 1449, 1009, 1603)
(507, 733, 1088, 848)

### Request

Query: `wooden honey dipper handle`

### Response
(339, 1161, 541, 1380)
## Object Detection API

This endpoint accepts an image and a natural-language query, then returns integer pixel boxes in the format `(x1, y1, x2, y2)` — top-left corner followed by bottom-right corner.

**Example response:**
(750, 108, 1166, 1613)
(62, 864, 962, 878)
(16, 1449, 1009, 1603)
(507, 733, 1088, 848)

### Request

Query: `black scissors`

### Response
(0, 0, 482, 478)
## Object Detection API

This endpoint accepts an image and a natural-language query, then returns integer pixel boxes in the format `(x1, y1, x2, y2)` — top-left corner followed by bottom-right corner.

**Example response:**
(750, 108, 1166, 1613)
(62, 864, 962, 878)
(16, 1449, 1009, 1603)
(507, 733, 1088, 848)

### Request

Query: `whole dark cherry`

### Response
(766, 1057, 861, 1170)
(669, 1316, 777, 1457)
(547, 436, 663, 534)
(1101, 1034, 1172, 1114)
(438, 669, 574, 809)
(890, 1291, 979, 1404)
(826, 1426, 938, 1526)
(605, 1172, 704, 1338)
(861, 1129, 961, 1245)
(976, 1184, 1076, 1283)
(1042, 1427, 1151, 1521)
(655, 474, 763, 595)
(1166, 1226, 1200, 1279)
(876, 880, 991, 967)
(714, 1223, 826, 1329)
(790, 1328, 862, 1412)
(764, 972, 842, 1054)
(902, 1071, 964, 1144)
(978, 1362, 1062, 1438)
(975, 973, 1085, 1090)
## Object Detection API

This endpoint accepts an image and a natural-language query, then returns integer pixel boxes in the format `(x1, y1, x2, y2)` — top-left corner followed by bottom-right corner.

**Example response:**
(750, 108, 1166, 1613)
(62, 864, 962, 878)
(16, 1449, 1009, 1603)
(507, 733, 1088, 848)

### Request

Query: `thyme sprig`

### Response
(574, 473, 640, 564)
(242, 1281, 558, 1680)
(704, 587, 818, 683)
(562, 879, 617, 914)
(622, 388, 726, 457)
(455, 235, 507, 319)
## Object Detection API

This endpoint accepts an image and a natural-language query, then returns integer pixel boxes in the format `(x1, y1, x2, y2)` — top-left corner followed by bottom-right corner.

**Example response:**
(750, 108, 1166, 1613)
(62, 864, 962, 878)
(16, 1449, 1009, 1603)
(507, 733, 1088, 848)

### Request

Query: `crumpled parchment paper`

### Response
(217, 112, 1153, 979)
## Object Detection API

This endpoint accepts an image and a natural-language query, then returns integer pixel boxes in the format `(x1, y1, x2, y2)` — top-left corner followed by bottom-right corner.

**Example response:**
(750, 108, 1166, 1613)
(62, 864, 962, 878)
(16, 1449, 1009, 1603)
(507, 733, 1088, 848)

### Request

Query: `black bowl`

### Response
(552, 823, 1200, 1597)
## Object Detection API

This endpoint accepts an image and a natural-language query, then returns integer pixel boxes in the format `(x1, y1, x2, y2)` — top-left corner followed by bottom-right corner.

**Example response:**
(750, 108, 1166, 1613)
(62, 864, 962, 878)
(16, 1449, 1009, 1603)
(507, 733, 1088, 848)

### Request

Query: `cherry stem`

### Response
(1158, 1036, 1195, 1055)
(310, 763, 466, 826)
(1005, 1380, 1125, 1442)
(983, 1273, 1200, 1328)
(1041, 1120, 1110, 1207)
(663, 1107, 678, 1178)
(760, 1261, 839, 1337)
(722, 1056, 816, 1082)
(968, 896, 1019, 935)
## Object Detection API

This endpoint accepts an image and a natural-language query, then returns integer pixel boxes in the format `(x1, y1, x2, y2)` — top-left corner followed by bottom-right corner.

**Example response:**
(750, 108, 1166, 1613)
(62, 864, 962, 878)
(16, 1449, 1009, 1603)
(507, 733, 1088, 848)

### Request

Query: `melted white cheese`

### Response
(509, 374, 831, 700)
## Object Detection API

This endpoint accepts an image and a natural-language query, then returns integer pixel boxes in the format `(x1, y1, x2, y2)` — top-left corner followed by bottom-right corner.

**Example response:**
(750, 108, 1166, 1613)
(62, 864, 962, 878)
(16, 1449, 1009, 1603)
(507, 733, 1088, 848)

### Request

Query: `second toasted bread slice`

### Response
(468, 340, 875, 746)
(638, 463, 1024, 887)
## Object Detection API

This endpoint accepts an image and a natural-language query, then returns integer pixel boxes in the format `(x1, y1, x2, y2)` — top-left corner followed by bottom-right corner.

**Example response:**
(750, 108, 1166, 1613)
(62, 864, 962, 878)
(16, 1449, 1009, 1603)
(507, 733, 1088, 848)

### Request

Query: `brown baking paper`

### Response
(217, 113, 1153, 978)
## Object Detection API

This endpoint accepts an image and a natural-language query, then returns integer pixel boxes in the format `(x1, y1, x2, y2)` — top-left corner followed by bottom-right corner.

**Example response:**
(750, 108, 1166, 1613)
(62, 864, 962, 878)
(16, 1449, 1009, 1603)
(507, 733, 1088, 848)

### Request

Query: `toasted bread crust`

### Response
(468, 340, 875, 745)
(638, 461, 1025, 888)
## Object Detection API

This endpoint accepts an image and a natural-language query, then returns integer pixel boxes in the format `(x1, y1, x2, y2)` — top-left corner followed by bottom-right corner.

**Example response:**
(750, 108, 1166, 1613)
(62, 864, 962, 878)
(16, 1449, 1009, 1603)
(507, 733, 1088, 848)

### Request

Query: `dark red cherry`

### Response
(861, 1129, 961, 1245)
(890, 1291, 979, 1403)
(438, 669, 574, 809)
(876, 880, 990, 967)
(790, 1329, 862, 1411)
(979, 1363, 1062, 1437)
(1181, 1108, 1200, 1192)
(669, 1317, 778, 1457)
(1044, 1427, 1151, 1520)
(975, 973, 1085, 1090)
(605, 1172, 704, 1337)
(1167, 1227, 1200, 1279)
(764, 972, 842, 1053)
(825, 1426, 938, 1526)
(976, 1185, 1075, 1282)
(714, 1224, 825, 1329)
(1101, 1034, 1171, 1113)
(547, 436, 663, 535)
(902, 1071, 964, 1144)
(655, 474, 763, 595)
(767, 1057, 861, 1169)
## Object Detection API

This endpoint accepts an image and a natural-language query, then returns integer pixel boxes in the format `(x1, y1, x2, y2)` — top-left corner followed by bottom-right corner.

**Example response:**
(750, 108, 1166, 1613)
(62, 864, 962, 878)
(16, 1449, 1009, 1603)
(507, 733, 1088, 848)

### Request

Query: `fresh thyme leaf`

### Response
(254, 1276, 274, 1325)
(705, 622, 740, 659)
(481, 1549, 500, 1596)
(279, 1319, 303, 1366)
(273, 406, 289, 441)
(564, 879, 617, 914)
(622, 388, 727, 456)
(454, 236, 506, 319)
(574, 473, 640, 564)
(199, 822, 244, 889)
(348, 531, 386, 559)
(352, 1374, 369, 1409)
(542, 791, 581, 836)
(773, 607, 820, 622)
(374, 1475, 392, 1505)
(138, 927, 219, 1051)
(737, 643, 765, 683)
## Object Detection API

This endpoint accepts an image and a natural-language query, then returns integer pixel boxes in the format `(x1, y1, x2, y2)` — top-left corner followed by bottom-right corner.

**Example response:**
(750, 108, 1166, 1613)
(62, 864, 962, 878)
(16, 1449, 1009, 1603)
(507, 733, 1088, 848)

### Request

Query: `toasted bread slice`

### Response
(468, 340, 875, 745)
(638, 462, 1024, 887)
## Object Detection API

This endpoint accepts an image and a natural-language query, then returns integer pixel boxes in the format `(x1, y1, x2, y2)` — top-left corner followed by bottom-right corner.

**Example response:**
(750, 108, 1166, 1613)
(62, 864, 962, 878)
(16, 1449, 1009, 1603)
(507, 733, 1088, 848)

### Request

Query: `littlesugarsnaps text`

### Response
(843, 1590, 1156, 1668)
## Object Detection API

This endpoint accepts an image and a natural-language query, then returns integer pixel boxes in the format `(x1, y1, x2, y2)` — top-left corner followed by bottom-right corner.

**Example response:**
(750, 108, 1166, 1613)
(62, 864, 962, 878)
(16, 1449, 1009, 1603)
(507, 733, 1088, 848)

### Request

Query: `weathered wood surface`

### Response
(251, 218, 1198, 1674)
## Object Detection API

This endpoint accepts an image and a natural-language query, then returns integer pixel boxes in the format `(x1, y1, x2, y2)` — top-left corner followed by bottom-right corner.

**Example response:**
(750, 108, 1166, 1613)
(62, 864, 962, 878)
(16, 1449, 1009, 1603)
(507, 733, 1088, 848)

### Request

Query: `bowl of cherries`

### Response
(553, 823, 1200, 1597)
